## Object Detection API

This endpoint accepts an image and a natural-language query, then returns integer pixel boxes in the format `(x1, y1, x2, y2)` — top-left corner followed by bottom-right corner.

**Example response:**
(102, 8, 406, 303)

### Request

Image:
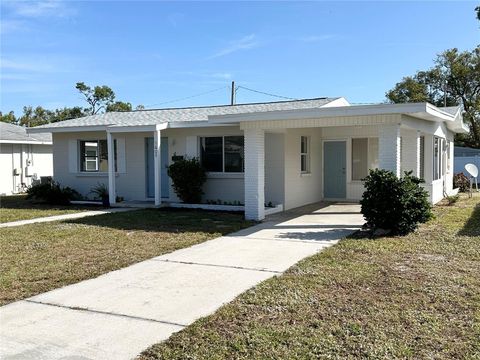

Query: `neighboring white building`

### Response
(0, 122, 53, 195)
(28, 97, 467, 220)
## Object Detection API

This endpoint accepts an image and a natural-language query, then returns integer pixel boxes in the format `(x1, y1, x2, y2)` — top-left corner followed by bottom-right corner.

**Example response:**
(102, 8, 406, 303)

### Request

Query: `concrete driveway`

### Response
(0, 202, 364, 360)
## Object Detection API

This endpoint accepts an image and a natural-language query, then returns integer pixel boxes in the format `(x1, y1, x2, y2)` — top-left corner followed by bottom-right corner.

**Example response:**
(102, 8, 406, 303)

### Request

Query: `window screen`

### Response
(352, 138, 368, 180)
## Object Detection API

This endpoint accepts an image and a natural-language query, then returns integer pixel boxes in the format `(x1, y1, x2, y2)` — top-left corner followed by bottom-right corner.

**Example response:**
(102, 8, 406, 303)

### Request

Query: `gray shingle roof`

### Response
(0, 122, 52, 143)
(30, 97, 338, 130)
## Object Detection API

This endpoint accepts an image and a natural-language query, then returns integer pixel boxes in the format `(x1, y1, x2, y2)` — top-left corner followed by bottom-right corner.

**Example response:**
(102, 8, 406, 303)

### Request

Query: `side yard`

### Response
(0, 195, 101, 223)
(0, 208, 252, 305)
(140, 194, 480, 359)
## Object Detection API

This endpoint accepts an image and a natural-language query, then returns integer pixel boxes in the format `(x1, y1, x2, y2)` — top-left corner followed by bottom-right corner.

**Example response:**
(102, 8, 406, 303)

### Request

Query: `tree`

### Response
(76, 82, 115, 115)
(18, 106, 53, 127)
(51, 107, 85, 122)
(386, 46, 480, 148)
(476, 6, 479, 22)
(0, 111, 17, 124)
(106, 101, 132, 112)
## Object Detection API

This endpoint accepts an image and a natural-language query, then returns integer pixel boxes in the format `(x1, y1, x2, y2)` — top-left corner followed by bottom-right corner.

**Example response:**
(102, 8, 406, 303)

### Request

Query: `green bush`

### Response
(167, 157, 206, 203)
(453, 172, 470, 192)
(360, 169, 432, 235)
(26, 181, 81, 205)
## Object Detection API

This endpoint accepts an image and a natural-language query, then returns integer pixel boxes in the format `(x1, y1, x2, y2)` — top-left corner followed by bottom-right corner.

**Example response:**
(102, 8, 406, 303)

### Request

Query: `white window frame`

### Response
(419, 136, 425, 179)
(300, 136, 310, 174)
(433, 136, 446, 181)
(200, 135, 244, 173)
(351, 137, 379, 181)
(79, 139, 117, 173)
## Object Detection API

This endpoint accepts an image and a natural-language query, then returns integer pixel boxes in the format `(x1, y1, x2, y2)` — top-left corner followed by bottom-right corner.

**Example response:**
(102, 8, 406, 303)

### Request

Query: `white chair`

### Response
(465, 163, 479, 192)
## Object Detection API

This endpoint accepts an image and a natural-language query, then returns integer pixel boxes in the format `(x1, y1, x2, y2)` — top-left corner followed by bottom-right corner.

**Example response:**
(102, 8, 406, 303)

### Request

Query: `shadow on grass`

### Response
(67, 207, 252, 235)
(458, 203, 480, 237)
(0, 195, 100, 211)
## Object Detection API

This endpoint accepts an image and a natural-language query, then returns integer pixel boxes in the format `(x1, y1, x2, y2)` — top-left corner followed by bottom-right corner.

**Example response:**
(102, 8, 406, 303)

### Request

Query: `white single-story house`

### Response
(1, 122, 53, 195)
(28, 97, 467, 220)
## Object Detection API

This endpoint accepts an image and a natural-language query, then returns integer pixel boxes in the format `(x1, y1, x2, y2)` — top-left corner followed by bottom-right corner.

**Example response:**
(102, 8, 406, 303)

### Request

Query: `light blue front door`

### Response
(146, 137, 169, 198)
(324, 141, 346, 199)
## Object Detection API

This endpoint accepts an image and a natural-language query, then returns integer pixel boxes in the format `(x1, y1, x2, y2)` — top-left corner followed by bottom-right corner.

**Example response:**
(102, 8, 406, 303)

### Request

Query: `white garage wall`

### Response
(0, 143, 52, 195)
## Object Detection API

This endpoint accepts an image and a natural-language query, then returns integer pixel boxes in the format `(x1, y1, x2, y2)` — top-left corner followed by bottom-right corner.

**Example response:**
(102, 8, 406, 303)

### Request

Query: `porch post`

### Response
(379, 123, 401, 177)
(154, 129, 162, 206)
(244, 128, 265, 220)
(107, 131, 116, 206)
(401, 129, 421, 177)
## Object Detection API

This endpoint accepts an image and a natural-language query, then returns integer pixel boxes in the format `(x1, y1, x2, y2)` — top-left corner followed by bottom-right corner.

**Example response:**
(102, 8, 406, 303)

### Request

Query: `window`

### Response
(433, 136, 446, 181)
(79, 140, 117, 172)
(352, 138, 379, 181)
(300, 136, 310, 173)
(200, 136, 244, 173)
(419, 136, 425, 179)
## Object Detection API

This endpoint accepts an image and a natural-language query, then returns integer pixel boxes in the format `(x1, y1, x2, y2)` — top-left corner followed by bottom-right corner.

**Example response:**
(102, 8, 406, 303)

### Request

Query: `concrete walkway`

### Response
(0, 208, 135, 228)
(0, 202, 364, 360)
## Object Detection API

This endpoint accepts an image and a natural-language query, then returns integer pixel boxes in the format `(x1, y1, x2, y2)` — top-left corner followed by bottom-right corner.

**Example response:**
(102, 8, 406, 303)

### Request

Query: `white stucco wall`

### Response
(0, 142, 52, 195)
(283, 128, 323, 210)
(52, 127, 281, 204)
(51, 115, 457, 207)
(321, 125, 381, 201)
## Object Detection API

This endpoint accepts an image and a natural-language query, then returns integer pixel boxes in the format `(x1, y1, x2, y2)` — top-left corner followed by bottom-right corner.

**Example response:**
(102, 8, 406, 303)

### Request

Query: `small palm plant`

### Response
(90, 183, 109, 207)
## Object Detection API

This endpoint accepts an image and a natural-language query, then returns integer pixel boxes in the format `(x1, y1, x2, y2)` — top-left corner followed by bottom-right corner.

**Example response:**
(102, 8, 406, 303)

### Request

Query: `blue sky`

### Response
(1, 1, 478, 115)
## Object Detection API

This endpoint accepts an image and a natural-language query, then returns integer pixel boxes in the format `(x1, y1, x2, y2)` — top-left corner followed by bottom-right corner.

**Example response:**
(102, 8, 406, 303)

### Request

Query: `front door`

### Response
(324, 141, 346, 199)
(146, 137, 169, 198)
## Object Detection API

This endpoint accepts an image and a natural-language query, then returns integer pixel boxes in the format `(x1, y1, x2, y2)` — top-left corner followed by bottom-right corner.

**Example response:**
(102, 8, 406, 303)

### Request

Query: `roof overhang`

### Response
(27, 120, 239, 134)
(209, 102, 451, 122)
(208, 102, 468, 134)
(0, 140, 52, 145)
(27, 125, 109, 134)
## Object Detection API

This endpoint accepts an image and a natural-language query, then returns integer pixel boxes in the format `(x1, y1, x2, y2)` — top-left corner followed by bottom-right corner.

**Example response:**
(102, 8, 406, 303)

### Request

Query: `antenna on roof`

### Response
(230, 81, 236, 106)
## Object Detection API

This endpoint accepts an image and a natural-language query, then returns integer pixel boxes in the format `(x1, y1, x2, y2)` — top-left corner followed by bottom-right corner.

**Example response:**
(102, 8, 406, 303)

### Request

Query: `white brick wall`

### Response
(379, 124, 401, 176)
(401, 129, 420, 177)
(244, 128, 265, 220)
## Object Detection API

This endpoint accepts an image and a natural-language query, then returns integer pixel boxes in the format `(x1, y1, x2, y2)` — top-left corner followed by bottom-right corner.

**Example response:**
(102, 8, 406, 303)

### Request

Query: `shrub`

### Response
(167, 157, 206, 203)
(360, 169, 432, 235)
(26, 181, 81, 205)
(90, 183, 110, 207)
(453, 172, 470, 192)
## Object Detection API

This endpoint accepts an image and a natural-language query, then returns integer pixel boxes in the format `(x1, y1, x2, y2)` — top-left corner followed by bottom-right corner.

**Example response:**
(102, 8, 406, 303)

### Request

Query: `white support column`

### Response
(401, 129, 421, 177)
(154, 129, 162, 206)
(107, 131, 116, 206)
(244, 128, 265, 221)
(379, 123, 401, 177)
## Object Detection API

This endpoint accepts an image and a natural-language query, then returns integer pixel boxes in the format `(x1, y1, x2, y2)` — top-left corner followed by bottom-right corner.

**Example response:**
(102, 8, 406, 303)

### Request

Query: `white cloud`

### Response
(209, 72, 232, 80)
(1, 58, 54, 72)
(4, 0, 75, 18)
(208, 34, 258, 59)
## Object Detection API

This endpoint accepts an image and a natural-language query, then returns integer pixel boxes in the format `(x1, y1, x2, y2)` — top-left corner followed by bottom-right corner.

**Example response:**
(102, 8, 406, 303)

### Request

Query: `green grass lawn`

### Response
(140, 194, 480, 360)
(0, 195, 101, 223)
(0, 208, 253, 305)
